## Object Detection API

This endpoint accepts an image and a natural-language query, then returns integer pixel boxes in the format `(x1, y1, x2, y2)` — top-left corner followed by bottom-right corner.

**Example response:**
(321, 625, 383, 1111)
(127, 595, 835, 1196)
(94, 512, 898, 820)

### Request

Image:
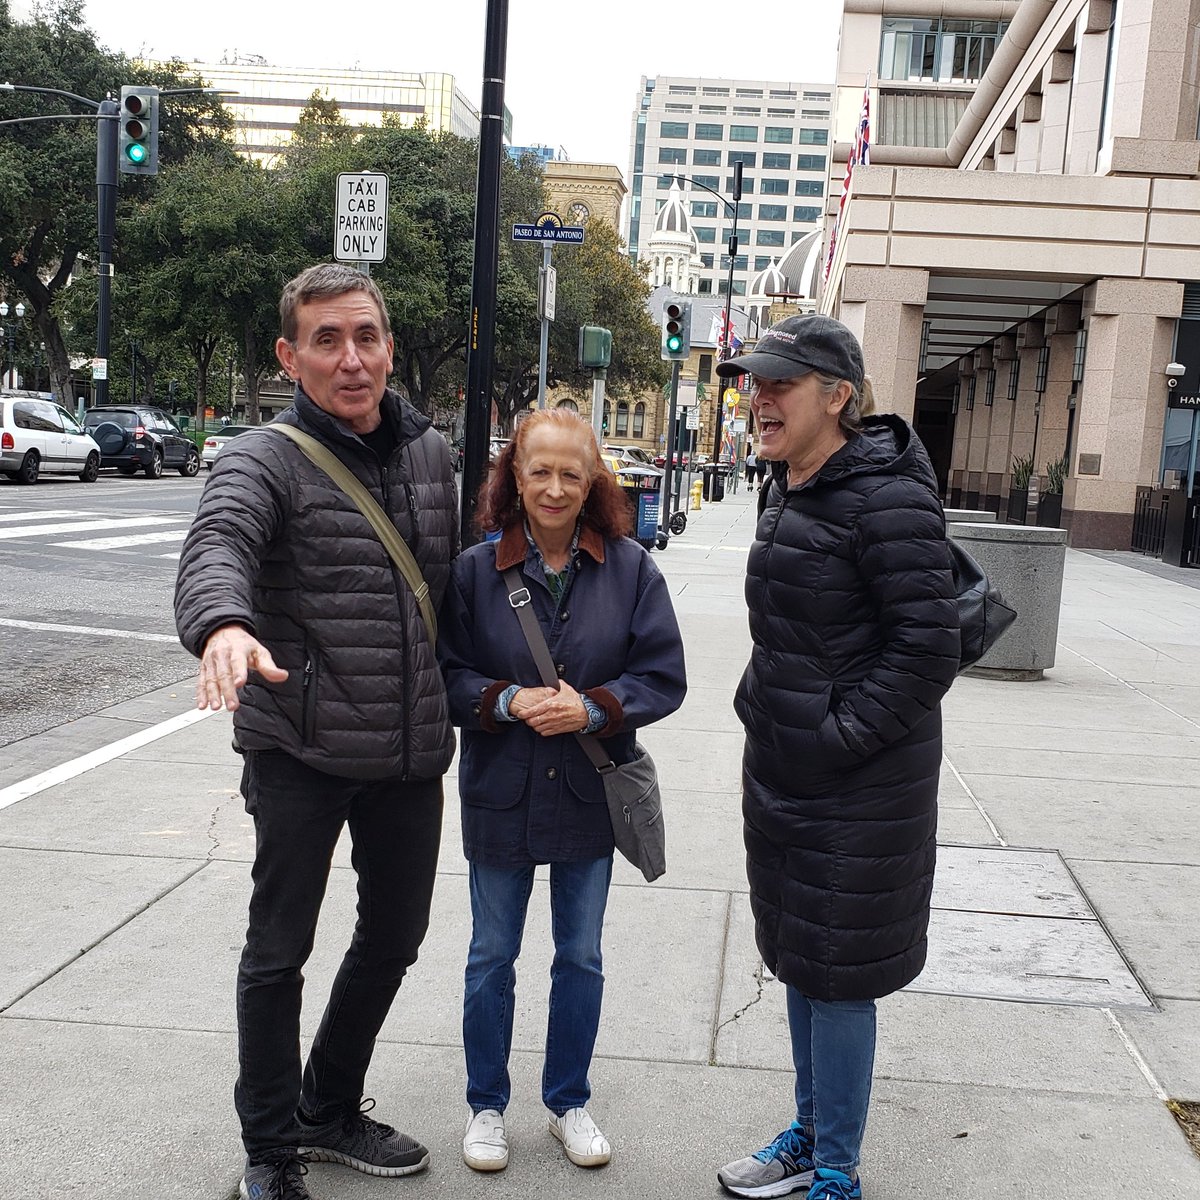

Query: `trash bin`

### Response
(702, 463, 725, 502)
(623, 477, 662, 550)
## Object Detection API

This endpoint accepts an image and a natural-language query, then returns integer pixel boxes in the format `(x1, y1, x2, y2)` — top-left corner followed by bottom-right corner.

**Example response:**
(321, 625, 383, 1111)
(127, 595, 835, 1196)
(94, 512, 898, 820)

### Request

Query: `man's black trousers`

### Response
(236, 748, 443, 1161)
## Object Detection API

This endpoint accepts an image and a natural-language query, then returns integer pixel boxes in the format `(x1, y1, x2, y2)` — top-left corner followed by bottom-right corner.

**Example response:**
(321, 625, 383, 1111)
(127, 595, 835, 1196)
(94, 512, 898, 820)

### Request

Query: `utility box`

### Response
(578, 326, 612, 370)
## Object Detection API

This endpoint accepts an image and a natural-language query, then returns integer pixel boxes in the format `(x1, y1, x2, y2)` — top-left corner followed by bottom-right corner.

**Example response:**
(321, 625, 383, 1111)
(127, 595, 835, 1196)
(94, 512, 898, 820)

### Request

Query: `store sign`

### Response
(1168, 319, 1200, 408)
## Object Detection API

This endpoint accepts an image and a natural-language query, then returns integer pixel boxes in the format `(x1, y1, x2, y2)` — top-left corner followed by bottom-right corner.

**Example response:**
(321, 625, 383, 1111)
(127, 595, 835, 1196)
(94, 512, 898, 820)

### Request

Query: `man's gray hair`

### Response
(279, 263, 392, 343)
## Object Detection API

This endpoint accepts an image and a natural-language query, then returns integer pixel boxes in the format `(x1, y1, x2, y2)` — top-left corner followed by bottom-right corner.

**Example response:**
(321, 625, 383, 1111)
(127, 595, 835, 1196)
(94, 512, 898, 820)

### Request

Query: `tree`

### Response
(0, 0, 229, 405)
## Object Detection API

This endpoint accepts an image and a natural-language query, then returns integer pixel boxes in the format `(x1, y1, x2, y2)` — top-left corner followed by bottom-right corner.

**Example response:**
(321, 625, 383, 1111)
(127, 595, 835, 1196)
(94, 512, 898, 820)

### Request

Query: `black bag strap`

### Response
(502, 567, 613, 774)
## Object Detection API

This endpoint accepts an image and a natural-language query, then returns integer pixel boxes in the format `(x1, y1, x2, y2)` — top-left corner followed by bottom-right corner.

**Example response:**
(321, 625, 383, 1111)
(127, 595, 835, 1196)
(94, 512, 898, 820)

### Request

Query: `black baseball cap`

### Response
(715, 314, 864, 389)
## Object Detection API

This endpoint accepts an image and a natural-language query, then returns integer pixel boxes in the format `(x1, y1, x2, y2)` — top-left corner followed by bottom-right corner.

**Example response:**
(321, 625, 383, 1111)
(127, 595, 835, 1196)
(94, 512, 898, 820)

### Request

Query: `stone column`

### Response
(1035, 327, 1078, 489)
(949, 360, 973, 505)
(837, 266, 929, 420)
(965, 352, 993, 509)
(1069, 277, 1183, 548)
(984, 335, 1019, 513)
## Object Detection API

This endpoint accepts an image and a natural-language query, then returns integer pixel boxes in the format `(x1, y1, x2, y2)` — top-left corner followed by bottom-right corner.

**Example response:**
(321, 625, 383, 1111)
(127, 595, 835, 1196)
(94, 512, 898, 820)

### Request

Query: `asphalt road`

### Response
(0, 470, 205, 751)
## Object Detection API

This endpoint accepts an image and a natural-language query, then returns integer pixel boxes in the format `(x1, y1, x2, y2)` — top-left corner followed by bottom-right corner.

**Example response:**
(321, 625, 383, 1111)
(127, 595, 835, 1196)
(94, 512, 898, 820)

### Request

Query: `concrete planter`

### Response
(947, 522, 1067, 681)
(1006, 488, 1029, 524)
(1037, 492, 1063, 527)
(944, 508, 997, 524)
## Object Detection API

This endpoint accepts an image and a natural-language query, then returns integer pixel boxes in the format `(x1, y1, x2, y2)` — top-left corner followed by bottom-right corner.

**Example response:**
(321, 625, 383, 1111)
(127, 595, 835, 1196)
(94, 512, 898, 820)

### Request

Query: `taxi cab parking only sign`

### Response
(334, 172, 389, 264)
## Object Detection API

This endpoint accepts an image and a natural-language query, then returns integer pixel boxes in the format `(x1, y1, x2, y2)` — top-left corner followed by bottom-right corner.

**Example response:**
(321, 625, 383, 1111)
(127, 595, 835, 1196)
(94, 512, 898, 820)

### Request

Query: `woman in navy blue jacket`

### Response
(438, 408, 686, 1176)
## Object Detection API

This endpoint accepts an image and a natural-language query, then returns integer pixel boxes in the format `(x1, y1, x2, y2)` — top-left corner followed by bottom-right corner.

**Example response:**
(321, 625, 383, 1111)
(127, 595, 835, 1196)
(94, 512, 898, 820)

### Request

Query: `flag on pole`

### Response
(718, 309, 743, 355)
(824, 80, 871, 282)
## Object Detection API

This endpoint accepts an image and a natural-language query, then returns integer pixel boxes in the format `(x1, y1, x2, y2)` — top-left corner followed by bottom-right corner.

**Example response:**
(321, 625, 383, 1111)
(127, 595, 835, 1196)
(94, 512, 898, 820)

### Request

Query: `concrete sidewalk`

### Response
(2, 484, 1199, 1199)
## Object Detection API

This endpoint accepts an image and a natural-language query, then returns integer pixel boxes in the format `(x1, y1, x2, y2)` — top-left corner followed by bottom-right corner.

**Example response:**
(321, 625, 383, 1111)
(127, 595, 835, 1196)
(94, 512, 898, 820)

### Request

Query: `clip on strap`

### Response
(508, 586, 532, 609)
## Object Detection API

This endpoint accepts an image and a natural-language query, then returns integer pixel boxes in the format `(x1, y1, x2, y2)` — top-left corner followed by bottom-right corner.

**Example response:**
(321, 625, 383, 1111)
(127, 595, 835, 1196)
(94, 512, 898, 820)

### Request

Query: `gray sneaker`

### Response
(240, 1153, 311, 1200)
(718, 1121, 816, 1198)
(297, 1099, 429, 1177)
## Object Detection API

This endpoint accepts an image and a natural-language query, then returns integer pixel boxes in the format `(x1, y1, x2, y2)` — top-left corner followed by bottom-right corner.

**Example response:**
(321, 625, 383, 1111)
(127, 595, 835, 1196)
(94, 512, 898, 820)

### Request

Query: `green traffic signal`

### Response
(125, 142, 147, 164)
(118, 85, 159, 176)
(666, 333, 683, 353)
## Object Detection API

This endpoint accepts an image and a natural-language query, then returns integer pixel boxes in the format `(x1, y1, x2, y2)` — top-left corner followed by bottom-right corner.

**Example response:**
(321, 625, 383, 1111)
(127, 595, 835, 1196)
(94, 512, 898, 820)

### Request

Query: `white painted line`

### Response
(53, 529, 187, 550)
(157, 552, 182, 560)
(1102, 1008, 1168, 1101)
(0, 509, 92, 524)
(0, 515, 184, 540)
(0, 707, 217, 812)
(0, 618, 179, 643)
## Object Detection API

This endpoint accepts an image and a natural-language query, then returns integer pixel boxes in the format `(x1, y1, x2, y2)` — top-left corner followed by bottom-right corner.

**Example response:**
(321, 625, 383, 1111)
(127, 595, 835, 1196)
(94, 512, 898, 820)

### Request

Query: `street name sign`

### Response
(334, 172, 389, 263)
(512, 212, 586, 245)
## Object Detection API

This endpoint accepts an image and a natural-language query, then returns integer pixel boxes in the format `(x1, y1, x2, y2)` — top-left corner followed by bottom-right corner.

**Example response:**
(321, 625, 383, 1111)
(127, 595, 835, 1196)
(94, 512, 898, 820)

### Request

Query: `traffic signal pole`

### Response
(94, 98, 118, 408)
(462, 0, 510, 549)
(658, 360, 681, 541)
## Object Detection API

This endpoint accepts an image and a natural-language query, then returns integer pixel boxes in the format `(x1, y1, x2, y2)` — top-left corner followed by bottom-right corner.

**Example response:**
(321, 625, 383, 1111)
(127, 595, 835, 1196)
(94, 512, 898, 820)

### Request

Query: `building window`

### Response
(762, 152, 791, 169)
(798, 128, 828, 144)
(759, 204, 787, 220)
(693, 148, 721, 165)
(764, 126, 793, 143)
(698, 354, 713, 383)
(727, 150, 756, 166)
(720, 254, 749, 270)
(767, 108, 796, 117)
(730, 124, 759, 142)
(760, 178, 789, 195)
(703, 86, 730, 96)
(965, 374, 977, 410)
(1072, 329, 1088, 385)
(795, 179, 823, 196)
(733, 202, 752, 220)
(984, 369, 996, 407)
(1007, 356, 1020, 401)
(603, 402, 611, 430)
(658, 173, 680, 188)
(793, 205, 821, 221)
(757, 229, 786, 247)
(803, 90, 831, 100)
(698, 278, 713, 293)
(658, 147, 687, 164)
(700, 253, 714, 268)
(754, 255, 774, 270)
(616, 401, 629, 436)
(694, 226, 717, 243)
(556, 398, 579, 412)
(736, 88, 763, 98)
(726, 175, 754, 193)
(699, 104, 726, 114)
(801, 109, 827, 119)
(693, 174, 719, 188)
(1035, 344, 1050, 393)
(633, 402, 646, 437)
(695, 122, 723, 140)
(691, 201, 718, 217)
(718, 279, 747, 296)
(660, 120, 688, 138)
(665, 103, 693, 113)
(668, 85, 696, 95)
(797, 154, 827, 170)
(772, 90, 798, 99)
(879, 17, 1008, 84)
(733, 106, 762, 116)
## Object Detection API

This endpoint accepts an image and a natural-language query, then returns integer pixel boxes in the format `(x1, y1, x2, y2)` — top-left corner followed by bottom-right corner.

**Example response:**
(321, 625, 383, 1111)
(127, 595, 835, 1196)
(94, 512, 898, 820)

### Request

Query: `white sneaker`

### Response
(548, 1107, 611, 1167)
(463, 1108, 508, 1172)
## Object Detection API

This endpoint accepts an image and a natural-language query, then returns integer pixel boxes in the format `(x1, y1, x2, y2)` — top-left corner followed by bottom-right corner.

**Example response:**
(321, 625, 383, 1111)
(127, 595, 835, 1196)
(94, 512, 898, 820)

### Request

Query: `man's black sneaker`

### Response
(297, 1099, 430, 1178)
(240, 1152, 311, 1200)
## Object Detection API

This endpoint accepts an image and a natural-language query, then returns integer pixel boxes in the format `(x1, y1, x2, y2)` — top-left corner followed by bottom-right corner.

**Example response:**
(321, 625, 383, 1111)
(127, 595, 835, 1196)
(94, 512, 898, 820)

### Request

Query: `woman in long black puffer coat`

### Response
(713, 316, 960, 1200)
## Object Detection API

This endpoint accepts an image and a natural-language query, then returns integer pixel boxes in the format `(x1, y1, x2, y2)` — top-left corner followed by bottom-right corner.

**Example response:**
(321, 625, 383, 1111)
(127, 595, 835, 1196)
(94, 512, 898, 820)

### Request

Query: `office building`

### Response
(625, 75, 834, 301)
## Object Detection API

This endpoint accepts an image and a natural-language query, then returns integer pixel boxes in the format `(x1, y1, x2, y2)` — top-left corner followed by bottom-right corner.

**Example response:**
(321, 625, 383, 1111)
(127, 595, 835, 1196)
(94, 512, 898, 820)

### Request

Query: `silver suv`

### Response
(0, 393, 102, 484)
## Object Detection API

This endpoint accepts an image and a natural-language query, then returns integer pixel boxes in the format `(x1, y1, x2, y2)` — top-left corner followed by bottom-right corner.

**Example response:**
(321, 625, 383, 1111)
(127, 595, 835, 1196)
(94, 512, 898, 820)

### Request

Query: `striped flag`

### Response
(824, 80, 871, 282)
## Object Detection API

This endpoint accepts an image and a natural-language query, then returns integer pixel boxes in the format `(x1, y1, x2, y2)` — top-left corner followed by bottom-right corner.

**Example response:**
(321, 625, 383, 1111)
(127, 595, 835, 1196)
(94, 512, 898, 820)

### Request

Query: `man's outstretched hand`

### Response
(197, 624, 288, 712)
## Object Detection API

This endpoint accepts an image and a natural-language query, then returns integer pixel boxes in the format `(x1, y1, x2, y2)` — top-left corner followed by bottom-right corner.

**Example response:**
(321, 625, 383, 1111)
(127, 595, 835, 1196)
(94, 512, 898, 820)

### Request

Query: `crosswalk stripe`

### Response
(53, 529, 188, 550)
(0, 618, 179, 643)
(0, 509, 92, 524)
(0, 515, 184, 540)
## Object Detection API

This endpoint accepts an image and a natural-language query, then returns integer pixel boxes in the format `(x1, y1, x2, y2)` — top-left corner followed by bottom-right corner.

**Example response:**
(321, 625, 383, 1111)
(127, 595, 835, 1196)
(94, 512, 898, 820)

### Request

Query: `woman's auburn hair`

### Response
(475, 407, 633, 539)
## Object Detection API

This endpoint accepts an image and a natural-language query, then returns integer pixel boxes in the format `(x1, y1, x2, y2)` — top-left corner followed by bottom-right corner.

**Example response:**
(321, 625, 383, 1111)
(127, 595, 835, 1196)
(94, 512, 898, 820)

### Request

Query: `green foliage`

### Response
(1011, 452, 1034, 490)
(1044, 453, 1068, 494)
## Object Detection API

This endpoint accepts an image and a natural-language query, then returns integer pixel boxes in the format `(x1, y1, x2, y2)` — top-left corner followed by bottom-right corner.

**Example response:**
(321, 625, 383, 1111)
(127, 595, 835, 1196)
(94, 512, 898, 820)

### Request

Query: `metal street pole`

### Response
(461, 0, 510, 548)
(713, 160, 744, 462)
(658, 360, 681, 540)
(537, 241, 552, 408)
(590, 368, 606, 442)
(94, 97, 118, 408)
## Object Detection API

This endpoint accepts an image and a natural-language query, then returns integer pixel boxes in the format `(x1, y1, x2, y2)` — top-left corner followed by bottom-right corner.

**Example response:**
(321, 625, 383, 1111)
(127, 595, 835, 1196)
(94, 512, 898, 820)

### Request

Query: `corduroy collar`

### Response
(493, 521, 606, 571)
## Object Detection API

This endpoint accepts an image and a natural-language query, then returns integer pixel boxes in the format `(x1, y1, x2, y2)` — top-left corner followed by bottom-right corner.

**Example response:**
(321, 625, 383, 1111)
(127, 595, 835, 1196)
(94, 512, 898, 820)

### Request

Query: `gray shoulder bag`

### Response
(502, 568, 665, 882)
(266, 424, 437, 644)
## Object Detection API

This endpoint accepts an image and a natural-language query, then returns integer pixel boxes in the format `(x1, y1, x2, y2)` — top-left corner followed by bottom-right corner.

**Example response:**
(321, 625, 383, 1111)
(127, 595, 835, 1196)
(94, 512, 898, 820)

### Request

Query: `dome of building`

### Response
(750, 257, 787, 298)
(645, 179, 701, 293)
(654, 179, 691, 235)
(776, 229, 824, 300)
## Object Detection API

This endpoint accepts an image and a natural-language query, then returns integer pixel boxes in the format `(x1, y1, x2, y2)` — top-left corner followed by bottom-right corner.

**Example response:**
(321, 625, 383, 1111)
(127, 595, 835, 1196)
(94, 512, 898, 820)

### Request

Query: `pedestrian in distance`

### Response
(175, 263, 458, 1200)
(744, 442, 758, 487)
(755, 452, 769, 490)
(712, 315, 960, 1200)
(437, 407, 686, 1175)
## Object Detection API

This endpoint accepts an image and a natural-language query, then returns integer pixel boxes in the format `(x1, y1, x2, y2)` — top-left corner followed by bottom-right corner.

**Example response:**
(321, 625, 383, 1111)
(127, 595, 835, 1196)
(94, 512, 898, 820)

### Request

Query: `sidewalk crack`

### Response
(712, 960, 768, 1061)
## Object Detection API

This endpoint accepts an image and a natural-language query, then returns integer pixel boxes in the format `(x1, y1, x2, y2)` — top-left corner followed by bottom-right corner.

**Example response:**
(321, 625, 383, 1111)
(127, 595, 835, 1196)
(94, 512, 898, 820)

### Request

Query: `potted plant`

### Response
(1037, 454, 1067, 527)
(1007, 453, 1033, 524)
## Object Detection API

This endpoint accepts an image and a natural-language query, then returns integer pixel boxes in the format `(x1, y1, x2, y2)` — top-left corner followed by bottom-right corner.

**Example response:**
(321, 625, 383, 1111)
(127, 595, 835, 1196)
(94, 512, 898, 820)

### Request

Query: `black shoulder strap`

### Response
(502, 567, 613, 773)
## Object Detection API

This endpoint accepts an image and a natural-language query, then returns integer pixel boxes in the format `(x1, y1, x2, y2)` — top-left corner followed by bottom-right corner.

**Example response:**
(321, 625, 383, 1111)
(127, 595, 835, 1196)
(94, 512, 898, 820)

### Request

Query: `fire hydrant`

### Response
(690, 480, 703, 510)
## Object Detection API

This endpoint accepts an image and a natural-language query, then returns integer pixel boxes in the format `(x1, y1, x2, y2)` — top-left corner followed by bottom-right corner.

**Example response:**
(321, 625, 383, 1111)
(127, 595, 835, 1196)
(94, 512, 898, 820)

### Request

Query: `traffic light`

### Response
(119, 86, 160, 176)
(661, 300, 692, 362)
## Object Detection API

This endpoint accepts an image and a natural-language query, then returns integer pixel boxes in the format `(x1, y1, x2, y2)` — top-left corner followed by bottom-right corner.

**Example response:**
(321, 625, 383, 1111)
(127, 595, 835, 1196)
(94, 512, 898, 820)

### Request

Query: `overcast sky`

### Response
(72, 0, 844, 171)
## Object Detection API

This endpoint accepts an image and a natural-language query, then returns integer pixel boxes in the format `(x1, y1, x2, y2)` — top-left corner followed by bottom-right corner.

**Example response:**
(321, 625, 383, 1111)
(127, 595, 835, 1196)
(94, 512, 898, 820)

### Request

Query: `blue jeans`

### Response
(788, 986, 877, 1174)
(463, 856, 612, 1115)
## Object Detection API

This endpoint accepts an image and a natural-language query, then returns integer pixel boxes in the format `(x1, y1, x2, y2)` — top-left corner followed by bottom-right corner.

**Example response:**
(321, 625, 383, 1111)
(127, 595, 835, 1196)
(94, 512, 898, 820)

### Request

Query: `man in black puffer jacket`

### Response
(175, 264, 457, 1200)
(714, 316, 959, 1200)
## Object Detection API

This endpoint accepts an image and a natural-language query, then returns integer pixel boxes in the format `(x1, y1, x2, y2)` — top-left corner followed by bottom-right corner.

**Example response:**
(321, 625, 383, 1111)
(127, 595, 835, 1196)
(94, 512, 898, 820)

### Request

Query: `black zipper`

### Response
(381, 445, 411, 779)
(302, 654, 317, 743)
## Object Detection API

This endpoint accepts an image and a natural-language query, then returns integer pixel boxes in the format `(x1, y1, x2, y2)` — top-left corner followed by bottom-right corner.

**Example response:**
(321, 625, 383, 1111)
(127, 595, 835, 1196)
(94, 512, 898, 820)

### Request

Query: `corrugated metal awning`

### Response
(877, 89, 972, 149)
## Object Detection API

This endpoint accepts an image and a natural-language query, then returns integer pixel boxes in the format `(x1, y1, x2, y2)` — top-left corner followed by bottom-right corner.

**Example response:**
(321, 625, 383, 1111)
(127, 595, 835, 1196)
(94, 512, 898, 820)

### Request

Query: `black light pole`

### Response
(713, 160, 743, 463)
(461, 0, 511, 549)
(94, 97, 118, 408)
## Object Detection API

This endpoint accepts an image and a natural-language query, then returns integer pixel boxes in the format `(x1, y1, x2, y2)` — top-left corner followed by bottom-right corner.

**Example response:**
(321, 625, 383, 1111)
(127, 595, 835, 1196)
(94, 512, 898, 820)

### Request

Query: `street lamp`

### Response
(0, 300, 26, 390)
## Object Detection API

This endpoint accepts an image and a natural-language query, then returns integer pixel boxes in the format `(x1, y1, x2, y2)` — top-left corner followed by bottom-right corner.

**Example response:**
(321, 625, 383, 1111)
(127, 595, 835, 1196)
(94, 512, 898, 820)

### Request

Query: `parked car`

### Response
(603, 443, 658, 467)
(652, 450, 695, 469)
(0, 394, 102, 484)
(201, 424, 259, 470)
(82, 405, 200, 478)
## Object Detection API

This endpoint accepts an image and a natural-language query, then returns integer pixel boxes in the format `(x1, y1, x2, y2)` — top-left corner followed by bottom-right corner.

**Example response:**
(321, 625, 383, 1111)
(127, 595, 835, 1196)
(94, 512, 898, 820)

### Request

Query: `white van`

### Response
(0, 393, 102, 484)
